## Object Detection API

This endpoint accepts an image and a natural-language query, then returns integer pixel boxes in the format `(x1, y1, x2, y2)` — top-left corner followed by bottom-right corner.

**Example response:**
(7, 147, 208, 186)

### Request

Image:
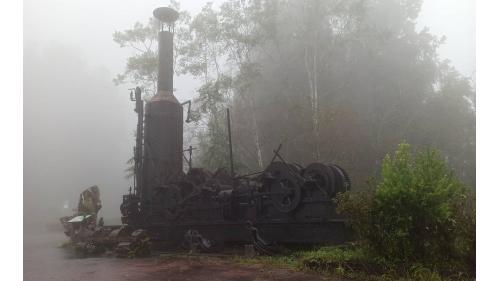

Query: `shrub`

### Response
(336, 143, 475, 276)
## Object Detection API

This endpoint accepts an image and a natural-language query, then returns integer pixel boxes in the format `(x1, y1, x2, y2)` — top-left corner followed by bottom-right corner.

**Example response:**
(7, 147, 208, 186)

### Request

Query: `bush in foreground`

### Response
(336, 143, 475, 278)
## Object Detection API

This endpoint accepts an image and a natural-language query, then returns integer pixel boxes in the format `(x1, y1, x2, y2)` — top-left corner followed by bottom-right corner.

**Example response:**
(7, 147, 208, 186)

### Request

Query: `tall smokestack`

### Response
(157, 31, 174, 93)
(141, 7, 183, 210)
(154, 7, 178, 94)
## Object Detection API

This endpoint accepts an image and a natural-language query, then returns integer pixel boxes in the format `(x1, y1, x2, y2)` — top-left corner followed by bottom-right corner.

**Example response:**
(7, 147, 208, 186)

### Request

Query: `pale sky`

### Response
(24, 0, 475, 90)
(418, 0, 475, 76)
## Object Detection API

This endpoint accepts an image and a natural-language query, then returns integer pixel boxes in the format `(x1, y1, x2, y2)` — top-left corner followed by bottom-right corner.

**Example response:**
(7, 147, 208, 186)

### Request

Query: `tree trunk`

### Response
(249, 93, 264, 169)
(305, 39, 320, 161)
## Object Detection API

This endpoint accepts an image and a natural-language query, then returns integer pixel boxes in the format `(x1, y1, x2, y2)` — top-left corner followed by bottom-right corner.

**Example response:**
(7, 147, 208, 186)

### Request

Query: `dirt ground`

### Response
(64, 257, 329, 281)
(24, 230, 334, 281)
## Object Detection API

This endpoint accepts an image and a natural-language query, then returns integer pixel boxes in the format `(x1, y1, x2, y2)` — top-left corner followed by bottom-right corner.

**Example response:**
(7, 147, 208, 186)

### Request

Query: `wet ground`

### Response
(24, 230, 330, 281)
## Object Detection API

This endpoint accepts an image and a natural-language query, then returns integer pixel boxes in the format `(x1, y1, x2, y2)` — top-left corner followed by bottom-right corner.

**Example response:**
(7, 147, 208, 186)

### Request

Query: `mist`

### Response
(23, 42, 134, 229)
(23, 0, 475, 231)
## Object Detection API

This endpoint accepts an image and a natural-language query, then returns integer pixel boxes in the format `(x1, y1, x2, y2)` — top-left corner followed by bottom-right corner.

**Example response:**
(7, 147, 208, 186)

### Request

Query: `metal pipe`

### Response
(181, 100, 193, 123)
(134, 87, 143, 195)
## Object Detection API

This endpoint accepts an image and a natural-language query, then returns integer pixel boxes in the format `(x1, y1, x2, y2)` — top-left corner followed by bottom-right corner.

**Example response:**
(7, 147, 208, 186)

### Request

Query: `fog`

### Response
(23, 0, 475, 230)
(23, 43, 132, 228)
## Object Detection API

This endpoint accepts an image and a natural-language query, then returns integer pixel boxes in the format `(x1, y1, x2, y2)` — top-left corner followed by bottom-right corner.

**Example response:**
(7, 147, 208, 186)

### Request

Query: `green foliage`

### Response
(337, 143, 475, 277)
(300, 246, 378, 277)
(336, 180, 377, 242)
(197, 108, 231, 170)
(233, 245, 473, 281)
(112, 18, 159, 90)
(193, 76, 235, 170)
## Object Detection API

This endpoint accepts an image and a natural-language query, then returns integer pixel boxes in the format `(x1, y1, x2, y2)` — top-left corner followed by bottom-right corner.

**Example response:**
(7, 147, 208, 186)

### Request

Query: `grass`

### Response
(299, 246, 379, 279)
(231, 245, 473, 281)
(232, 254, 301, 270)
(231, 246, 371, 279)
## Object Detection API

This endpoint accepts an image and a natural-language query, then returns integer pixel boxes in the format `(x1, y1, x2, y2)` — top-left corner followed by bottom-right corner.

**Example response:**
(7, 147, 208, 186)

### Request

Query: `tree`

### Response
(218, 0, 475, 186)
(412, 62, 476, 187)
(114, 0, 475, 187)
(176, 2, 234, 170)
(113, 18, 159, 92)
(113, 0, 190, 94)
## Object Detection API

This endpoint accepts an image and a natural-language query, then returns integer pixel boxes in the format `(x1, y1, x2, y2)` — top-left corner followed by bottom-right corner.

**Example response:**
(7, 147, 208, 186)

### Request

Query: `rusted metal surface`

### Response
(157, 31, 174, 93)
(60, 7, 353, 257)
(153, 7, 179, 24)
(140, 12, 183, 213)
(141, 93, 183, 210)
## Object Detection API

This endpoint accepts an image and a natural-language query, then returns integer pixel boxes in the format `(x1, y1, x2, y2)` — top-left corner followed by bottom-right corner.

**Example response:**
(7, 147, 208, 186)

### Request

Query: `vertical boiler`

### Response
(141, 8, 183, 209)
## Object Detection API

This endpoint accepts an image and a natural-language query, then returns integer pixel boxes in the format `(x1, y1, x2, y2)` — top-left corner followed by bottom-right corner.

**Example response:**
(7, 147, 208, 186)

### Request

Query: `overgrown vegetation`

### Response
(334, 143, 475, 279)
(299, 246, 377, 278)
(234, 246, 455, 280)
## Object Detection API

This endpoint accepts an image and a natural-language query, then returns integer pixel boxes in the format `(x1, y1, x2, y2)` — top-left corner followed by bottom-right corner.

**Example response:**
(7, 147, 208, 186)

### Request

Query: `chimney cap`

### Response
(153, 7, 179, 24)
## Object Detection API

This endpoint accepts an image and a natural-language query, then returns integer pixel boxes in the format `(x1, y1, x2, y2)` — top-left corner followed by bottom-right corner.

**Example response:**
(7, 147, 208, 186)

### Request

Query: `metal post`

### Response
(226, 108, 234, 177)
(134, 86, 143, 196)
(188, 145, 193, 170)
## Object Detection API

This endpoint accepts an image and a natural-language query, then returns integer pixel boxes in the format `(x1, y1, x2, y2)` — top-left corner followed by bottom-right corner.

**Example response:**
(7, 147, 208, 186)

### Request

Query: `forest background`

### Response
(113, 0, 475, 189)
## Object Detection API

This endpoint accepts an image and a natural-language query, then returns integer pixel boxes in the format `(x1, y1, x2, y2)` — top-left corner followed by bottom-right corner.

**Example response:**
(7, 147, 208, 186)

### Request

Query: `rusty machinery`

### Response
(62, 7, 351, 254)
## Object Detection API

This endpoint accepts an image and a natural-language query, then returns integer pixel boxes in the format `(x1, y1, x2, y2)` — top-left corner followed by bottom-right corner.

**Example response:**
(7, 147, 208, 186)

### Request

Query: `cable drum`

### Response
(328, 164, 351, 194)
(303, 163, 336, 197)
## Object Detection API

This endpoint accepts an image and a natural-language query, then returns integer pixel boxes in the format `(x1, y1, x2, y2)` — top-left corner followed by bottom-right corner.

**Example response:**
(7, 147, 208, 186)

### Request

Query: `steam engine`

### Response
(119, 7, 351, 248)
